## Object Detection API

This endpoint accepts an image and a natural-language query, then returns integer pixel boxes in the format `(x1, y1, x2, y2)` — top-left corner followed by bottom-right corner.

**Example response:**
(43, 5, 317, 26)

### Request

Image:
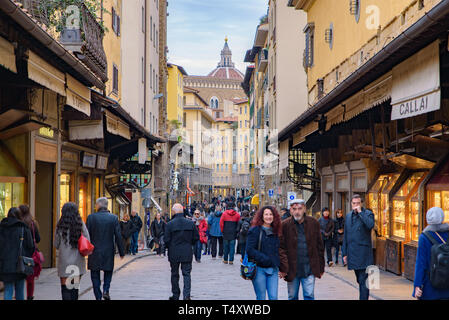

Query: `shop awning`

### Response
(0, 119, 47, 140)
(427, 160, 449, 191)
(391, 41, 440, 121)
(279, 140, 289, 171)
(293, 121, 318, 147)
(0, 36, 16, 73)
(27, 50, 65, 96)
(251, 194, 259, 205)
(105, 110, 131, 140)
(66, 73, 91, 116)
(0, 109, 28, 131)
(389, 154, 435, 170)
(68, 120, 104, 140)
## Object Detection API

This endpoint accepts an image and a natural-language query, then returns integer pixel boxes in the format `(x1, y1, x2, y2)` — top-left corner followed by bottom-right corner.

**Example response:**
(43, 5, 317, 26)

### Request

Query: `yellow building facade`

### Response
(290, 0, 442, 102)
(102, 0, 122, 102)
(167, 63, 187, 125)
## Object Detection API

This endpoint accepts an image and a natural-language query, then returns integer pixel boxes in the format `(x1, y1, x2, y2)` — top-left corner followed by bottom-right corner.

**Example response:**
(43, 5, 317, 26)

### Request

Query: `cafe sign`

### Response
(391, 40, 440, 121)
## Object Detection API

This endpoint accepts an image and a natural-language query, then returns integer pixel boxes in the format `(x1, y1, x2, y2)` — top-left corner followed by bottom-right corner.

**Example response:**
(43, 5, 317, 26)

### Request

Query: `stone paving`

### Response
(79, 252, 360, 300)
(5, 250, 416, 300)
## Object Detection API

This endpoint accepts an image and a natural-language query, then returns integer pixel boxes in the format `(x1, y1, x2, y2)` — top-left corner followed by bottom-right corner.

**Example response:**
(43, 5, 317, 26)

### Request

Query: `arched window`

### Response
(210, 97, 219, 109)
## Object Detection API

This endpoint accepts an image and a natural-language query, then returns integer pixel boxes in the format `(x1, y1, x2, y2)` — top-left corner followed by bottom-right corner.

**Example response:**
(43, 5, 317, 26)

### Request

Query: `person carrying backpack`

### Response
(413, 207, 449, 300)
(237, 210, 251, 261)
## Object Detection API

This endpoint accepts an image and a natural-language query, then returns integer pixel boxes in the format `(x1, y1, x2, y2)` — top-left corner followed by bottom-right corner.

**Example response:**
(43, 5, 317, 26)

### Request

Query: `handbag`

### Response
(78, 234, 94, 257)
(240, 228, 263, 281)
(27, 222, 44, 280)
(17, 227, 35, 276)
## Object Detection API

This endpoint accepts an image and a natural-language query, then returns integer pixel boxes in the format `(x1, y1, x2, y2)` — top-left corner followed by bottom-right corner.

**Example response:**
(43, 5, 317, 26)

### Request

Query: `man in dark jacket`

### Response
(220, 202, 241, 265)
(281, 208, 291, 221)
(87, 198, 125, 300)
(237, 210, 251, 259)
(319, 208, 335, 266)
(130, 211, 143, 255)
(0, 208, 34, 300)
(164, 203, 199, 300)
(279, 199, 324, 300)
(342, 194, 374, 300)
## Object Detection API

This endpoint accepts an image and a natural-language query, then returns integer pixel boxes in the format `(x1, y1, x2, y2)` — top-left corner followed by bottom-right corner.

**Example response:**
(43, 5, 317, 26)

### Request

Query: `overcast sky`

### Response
(167, 0, 268, 76)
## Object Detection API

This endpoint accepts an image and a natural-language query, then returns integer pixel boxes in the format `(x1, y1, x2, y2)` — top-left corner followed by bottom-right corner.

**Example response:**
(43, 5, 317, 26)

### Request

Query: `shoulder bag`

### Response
(240, 228, 263, 281)
(78, 233, 95, 257)
(17, 227, 35, 276)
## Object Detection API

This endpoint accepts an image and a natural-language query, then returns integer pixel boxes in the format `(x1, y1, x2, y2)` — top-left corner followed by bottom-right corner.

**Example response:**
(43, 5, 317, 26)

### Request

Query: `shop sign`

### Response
(391, 41, 440, 121)
(97, 155, 108, 170)
(82, 152, 96, 168)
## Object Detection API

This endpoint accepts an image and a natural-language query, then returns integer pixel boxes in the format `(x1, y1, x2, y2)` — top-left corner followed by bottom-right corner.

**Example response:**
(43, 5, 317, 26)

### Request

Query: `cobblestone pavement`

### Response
(79, 253, 361, 300)
(19, 250, 415, 300)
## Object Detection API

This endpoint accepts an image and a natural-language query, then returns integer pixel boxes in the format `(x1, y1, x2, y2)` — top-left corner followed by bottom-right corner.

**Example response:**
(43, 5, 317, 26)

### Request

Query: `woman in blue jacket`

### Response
(413, 207, 449, 300)
(246, 206, 281, 300)
(207, 205, 224, 259)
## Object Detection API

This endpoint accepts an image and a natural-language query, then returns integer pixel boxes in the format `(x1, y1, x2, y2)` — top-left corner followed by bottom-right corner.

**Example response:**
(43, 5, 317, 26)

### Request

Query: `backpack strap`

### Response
(434, 232, 447, 244)
(423, 231, 441, 246)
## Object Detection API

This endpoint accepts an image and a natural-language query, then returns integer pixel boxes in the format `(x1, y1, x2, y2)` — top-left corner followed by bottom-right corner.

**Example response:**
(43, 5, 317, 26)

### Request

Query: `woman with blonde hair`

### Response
(120, 213, 133, 255)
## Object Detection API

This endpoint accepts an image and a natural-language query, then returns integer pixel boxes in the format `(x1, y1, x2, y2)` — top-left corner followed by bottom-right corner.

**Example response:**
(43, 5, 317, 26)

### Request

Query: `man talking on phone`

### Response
(342, 194, 374, 300)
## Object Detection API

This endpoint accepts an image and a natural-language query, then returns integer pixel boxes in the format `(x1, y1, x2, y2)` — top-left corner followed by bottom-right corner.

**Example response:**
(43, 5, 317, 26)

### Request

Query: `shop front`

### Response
(61, 144, 107, 222)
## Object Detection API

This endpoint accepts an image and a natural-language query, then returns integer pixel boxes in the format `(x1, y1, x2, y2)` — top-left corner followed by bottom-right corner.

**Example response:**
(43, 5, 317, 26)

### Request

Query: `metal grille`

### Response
(287, 149, 319, 191)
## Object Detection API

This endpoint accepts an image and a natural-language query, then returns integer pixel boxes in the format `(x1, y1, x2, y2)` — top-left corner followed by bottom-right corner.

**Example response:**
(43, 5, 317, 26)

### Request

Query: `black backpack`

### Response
(423, 231, 449, 289)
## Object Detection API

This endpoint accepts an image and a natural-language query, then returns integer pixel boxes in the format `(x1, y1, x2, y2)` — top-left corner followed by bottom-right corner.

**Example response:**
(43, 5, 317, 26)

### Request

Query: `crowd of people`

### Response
(1, 193, 448, 301)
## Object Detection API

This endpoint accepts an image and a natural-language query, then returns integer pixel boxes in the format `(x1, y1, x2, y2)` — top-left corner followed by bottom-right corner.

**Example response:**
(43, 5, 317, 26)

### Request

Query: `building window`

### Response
(153, 23, 156, 47)
(245, 106, 247, 114)
(141, 57, 145, 83)
(350, 0, 361, 22)
(150, 64, 152, 88)
(183, 112, 186, 127)
(240, 107, 242, 115)
(150, 16, 153, 41)
(142, 6, 145, 33)
(303, 23, 315, 68)
(149, 112, 152, 132)
(112, 64, 118, 94)
(112, 7, 120, 36)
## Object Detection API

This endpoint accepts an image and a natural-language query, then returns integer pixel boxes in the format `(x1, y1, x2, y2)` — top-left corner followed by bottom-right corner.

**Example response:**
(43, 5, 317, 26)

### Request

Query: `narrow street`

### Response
(27, 250, 414, 300)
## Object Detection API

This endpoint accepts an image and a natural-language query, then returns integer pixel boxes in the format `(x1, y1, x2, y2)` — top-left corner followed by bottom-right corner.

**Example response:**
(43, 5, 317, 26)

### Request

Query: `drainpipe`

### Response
(144, 0, 147, 128)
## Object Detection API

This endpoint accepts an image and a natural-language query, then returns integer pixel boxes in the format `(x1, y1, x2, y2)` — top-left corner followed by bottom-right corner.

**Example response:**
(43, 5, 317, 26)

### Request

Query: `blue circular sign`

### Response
(289, 195, 295, 201)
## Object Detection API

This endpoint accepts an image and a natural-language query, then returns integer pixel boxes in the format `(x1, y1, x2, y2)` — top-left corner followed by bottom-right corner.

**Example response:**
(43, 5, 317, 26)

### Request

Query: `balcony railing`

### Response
(19, 0, 108, 82)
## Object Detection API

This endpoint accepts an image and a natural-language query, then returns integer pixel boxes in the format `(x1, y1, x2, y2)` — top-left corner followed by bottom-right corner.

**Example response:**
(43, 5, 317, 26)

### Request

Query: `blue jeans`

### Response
(194, 240, 202, 261)
(91, 270, 113, 300)
(223, 239, 236, 262)
(252, 267, 279, 300)
(287, 274, 315, 300)
(131, 231, 139, 254)
(3, 279, 25, 300)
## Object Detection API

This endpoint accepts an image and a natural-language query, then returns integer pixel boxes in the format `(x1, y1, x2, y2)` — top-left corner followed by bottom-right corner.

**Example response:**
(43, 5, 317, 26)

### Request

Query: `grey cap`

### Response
(289, 199, 306, 207)
(426, 207, 445, 225)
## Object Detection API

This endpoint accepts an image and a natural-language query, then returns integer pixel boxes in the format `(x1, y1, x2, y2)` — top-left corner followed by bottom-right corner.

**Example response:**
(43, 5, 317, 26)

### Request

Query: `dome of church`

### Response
(207, 37, 244, 81)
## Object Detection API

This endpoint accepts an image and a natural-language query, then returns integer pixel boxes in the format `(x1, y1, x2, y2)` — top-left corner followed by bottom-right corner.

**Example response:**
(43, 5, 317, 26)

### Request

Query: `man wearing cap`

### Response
(279, 199, 324, 300)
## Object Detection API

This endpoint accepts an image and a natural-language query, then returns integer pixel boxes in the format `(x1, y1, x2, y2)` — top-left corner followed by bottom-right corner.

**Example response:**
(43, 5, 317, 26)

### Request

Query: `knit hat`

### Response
(426, 207, 445, 225)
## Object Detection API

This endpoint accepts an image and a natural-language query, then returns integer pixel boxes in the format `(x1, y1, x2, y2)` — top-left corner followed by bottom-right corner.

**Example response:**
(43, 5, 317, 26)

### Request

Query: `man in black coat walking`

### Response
(130, 211, 143, 255)
(164, 203, 199, 300)
(87, 197, 125, 300)
(342, 194, 374, 300)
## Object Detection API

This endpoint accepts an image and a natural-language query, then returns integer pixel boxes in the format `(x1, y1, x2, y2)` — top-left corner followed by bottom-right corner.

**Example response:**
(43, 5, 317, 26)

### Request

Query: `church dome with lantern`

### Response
(207, 37, 244, 81)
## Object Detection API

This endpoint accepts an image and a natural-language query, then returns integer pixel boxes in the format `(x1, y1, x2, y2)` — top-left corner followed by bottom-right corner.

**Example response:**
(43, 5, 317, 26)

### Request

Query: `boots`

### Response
(61, 285, 72, 301)
(70, 288, 79, 300)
